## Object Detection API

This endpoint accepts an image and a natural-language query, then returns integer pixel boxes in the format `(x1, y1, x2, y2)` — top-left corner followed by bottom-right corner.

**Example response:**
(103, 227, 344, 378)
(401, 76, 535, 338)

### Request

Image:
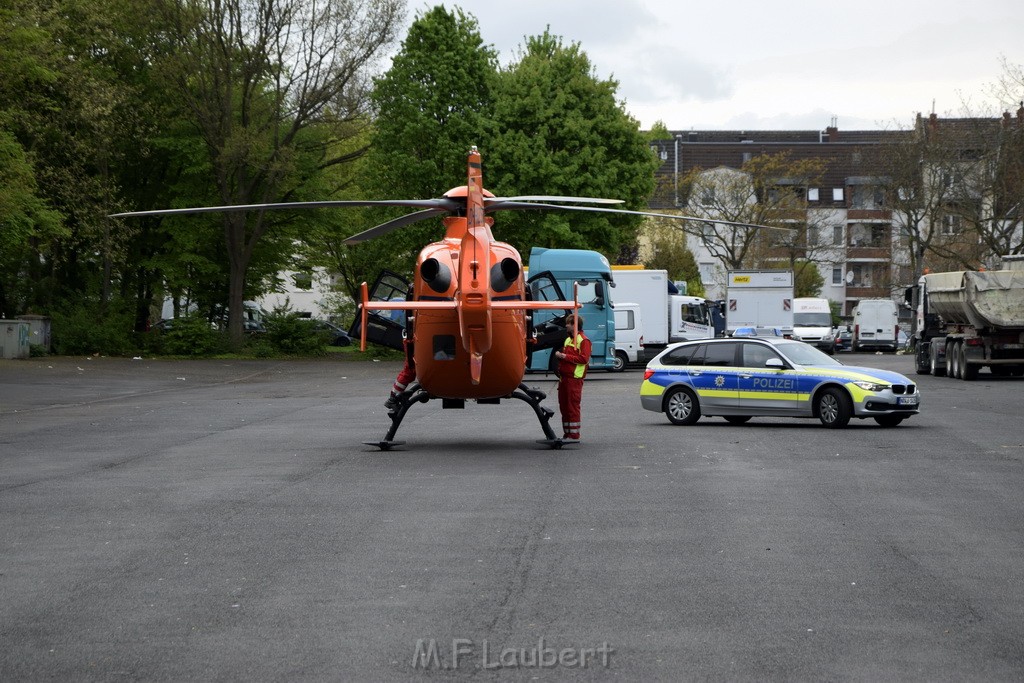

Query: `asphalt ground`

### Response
(2, 352, 1023, 680)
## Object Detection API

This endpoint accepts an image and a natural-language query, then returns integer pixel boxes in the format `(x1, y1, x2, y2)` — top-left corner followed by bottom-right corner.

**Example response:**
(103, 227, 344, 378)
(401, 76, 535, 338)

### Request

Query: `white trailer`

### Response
(725, 270, 794, 332)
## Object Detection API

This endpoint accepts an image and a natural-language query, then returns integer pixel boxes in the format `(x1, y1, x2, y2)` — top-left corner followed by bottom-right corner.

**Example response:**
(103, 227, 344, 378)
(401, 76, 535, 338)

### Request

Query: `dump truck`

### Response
(909, 255, 1024, 380)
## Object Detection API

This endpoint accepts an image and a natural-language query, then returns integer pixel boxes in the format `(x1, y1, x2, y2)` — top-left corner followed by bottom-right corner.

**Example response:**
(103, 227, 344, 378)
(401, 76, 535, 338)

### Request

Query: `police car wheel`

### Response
(664, 387, 701, 425)
(817, 387, 852, 428)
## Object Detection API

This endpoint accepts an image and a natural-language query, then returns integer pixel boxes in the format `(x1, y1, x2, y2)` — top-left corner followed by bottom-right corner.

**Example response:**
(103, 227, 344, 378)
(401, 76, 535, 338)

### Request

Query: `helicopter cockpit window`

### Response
(432, 335, 456, 361)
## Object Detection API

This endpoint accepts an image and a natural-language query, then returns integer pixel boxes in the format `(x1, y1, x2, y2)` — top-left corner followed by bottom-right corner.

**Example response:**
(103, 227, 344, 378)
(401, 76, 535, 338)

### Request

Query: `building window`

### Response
(807, 225, 819, 246)
(832, 267, 843, 285)
(808, 188, 819, 202)
(833, 225, 843, 245)
(898, 224, 911, 246)
(942, 214, 962, 235)
(292, 271, 313, 290)
(833, 188, 844, 202)
(699, 262, 716, 283)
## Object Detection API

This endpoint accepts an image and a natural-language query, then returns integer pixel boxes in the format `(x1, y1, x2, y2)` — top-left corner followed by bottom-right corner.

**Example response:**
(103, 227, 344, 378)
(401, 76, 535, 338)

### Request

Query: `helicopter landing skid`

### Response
(536, 437, 579, 449)
(365, 383, 430, 450)
(368, 382, 568, 450)
(509, 383, 574, 449)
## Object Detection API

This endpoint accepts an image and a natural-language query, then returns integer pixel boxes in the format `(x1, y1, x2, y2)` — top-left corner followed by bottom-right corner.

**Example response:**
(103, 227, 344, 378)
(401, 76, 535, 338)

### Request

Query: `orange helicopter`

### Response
(112, 146, 774, 449)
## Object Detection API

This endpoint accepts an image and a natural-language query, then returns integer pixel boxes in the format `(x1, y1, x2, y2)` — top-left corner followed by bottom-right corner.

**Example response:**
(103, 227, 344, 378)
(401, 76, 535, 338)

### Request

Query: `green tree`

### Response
(643, 222, 705, 297)
(149, 0, 404, 346)
(793, 260, 824, 298)
(489, 30, 658, 257)
(0, 0, 167, 339)
(349, 5, 498, 286)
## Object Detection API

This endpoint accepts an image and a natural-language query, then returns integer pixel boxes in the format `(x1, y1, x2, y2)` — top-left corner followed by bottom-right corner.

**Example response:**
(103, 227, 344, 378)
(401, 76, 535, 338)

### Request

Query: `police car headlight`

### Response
(853, 380, 889, 392)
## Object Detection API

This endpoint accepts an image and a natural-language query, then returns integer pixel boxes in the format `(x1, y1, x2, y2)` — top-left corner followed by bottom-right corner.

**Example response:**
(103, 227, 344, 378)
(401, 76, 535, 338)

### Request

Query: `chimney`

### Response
(1003, 111, 1013, 129)
(826, 126, 839, 142)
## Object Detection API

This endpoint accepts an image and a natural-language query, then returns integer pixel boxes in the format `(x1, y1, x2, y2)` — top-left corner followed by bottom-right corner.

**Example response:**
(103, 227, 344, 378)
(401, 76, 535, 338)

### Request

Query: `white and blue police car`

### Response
(640, 337, 920, 428)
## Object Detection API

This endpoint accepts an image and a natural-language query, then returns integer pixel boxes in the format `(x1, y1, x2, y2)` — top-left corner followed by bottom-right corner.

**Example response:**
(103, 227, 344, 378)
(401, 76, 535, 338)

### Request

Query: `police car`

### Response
(640, 337, 920, 428)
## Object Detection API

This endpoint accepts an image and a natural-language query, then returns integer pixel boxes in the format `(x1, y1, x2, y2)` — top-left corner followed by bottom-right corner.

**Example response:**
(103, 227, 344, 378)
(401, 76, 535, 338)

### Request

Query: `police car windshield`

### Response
(775, 341, 843, 366)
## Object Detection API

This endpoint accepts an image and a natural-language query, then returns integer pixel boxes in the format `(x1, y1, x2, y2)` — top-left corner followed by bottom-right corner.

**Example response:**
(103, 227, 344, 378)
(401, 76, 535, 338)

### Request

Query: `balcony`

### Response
(845, 285, 890, 299)
(847, 246, 889, 259)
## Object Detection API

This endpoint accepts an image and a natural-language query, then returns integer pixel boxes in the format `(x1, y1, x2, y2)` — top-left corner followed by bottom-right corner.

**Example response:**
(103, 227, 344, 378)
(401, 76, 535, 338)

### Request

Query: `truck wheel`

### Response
(664, 386, 701, 425)
(874, 415, 904, 427)
(816, 387, 852, 428)
(962, 352, 979, 381)
(930, 343, 945, 377)
(609, 351, 627, 373)
(945, 342, 956, 378)
(952, 342, 965, 380)
(915, 346, 930, 375)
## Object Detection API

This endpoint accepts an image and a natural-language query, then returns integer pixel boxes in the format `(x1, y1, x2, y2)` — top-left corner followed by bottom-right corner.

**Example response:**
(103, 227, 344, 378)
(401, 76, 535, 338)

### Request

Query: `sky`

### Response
(403, 0, 1024, 132)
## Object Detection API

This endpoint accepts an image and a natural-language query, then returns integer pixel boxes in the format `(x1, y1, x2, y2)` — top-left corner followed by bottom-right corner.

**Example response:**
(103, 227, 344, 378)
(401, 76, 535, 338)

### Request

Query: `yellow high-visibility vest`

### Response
(563, 334, 586, 379)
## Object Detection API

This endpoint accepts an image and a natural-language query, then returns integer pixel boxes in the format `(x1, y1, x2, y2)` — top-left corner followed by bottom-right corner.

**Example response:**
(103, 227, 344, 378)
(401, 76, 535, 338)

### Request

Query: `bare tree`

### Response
(678, 152, 831, 280)
(156, 0, 404, 345)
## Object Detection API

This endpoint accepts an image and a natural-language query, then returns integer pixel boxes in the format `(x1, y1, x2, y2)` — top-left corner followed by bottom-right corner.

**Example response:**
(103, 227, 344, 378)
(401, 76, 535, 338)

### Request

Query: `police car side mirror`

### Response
(764, 358, 786, 370)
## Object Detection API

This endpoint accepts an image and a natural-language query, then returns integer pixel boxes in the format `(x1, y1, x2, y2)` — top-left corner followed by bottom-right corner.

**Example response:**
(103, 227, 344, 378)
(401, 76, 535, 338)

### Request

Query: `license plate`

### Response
(898, 396, 919, 405)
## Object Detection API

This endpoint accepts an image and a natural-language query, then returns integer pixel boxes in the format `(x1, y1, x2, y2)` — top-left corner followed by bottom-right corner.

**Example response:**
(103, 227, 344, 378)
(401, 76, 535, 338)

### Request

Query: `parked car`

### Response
(833, 329, 853, 352)
(897, 330, 910, 351)
(640, 337, 920, 428)
(303, 319, 352, 346)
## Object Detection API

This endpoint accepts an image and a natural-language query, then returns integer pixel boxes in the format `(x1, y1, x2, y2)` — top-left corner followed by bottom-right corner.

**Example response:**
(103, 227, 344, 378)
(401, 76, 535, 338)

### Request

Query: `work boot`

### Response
(384, 395, 399, 411)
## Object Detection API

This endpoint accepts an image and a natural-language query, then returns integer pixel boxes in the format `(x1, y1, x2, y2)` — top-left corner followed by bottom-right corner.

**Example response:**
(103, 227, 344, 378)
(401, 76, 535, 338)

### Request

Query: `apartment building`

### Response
(646, 110, 1024, 318)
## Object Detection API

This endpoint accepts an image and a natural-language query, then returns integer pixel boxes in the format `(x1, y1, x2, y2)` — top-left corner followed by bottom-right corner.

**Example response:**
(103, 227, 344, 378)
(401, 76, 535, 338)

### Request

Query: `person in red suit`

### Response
(385, 340, 416, 411)
(553, 313, 591, 441)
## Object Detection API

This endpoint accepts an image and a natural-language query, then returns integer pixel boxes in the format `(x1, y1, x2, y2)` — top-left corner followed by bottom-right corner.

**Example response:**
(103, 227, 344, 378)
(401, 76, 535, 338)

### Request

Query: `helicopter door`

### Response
(348, 270, 410, 351)
(526, 270, 573, 352)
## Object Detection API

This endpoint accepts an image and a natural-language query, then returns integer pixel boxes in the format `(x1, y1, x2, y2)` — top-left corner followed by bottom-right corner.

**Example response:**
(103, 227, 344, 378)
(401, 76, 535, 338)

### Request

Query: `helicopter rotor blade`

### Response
(485, 195, 624, 205)
(343, 208, 451, 245)
(109, 198, 462, 219)
(483, 201, 791, 231)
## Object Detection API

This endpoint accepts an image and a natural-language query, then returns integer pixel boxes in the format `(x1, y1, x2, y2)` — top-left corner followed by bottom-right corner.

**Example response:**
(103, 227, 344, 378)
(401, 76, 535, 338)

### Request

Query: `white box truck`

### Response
(610, 269, 716, 363)
(725, 270, 794, 332)
(792, 297, 835, 353)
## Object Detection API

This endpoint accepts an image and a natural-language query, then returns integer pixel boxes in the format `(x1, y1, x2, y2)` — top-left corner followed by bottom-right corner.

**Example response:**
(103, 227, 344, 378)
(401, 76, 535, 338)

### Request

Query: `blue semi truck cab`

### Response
(526, 247, 616, 373)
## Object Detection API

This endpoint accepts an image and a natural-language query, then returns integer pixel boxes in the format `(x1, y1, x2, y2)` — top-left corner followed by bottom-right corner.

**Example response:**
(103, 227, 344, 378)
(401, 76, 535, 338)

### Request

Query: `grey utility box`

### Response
(18, 315, 51, 350)
(1, 320, 31, 359)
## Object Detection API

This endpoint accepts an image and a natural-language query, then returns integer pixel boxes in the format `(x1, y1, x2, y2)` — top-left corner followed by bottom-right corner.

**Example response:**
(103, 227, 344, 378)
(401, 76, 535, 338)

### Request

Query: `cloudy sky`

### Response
(405, 0, 1023, 131)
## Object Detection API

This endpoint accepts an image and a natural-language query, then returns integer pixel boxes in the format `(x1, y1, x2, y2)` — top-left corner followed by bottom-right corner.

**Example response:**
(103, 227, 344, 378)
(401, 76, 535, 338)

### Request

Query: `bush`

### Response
(155, 316, 229, 356)
(50, 300, 137, 356)
(262, 312, 327, 356)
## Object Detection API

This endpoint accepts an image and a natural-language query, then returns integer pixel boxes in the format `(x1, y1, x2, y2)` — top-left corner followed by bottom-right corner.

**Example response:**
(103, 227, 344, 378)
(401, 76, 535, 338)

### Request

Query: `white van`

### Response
(612, 302, 642, 371)
(852, 298, 899, 351)
(792, 297, 835, 353)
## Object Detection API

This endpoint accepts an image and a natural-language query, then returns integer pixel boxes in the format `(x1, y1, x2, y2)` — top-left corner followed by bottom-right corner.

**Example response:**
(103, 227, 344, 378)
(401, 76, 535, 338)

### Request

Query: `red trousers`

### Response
(392, 356, 416, 396)
(557, 377, 584, 440)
